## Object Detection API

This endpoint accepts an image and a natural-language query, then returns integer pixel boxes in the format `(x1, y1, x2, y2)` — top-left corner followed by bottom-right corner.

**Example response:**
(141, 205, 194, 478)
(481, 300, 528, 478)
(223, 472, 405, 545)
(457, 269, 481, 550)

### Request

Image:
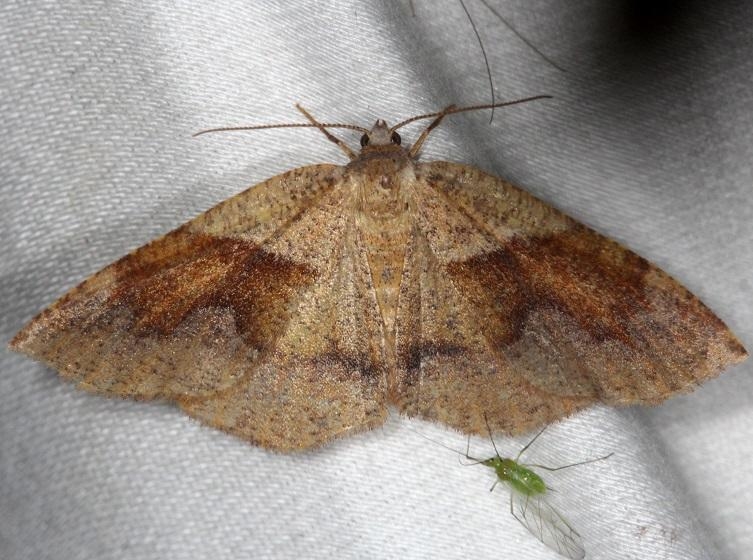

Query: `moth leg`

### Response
(296, 104, 356, 160)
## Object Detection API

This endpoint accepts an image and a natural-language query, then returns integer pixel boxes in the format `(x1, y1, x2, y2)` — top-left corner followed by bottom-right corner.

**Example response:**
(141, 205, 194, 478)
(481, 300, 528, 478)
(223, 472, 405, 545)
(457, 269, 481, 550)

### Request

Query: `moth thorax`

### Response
(354, 160, 414, 223)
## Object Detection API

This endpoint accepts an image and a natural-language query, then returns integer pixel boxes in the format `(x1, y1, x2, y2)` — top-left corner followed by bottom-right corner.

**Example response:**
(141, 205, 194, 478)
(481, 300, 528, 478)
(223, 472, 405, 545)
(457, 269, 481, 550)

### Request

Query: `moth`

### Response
(10, 99, 747, 451)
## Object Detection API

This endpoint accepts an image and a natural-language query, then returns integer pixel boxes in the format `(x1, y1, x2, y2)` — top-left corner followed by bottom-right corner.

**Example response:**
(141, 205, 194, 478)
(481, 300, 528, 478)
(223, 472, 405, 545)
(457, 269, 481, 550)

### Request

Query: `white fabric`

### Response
(2, 2, 751, 559)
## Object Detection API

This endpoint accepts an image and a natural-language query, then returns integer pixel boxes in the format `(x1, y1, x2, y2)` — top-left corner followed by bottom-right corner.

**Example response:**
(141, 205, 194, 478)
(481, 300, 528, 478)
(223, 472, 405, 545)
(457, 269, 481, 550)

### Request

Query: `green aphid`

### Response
(428, 419, 612, 560)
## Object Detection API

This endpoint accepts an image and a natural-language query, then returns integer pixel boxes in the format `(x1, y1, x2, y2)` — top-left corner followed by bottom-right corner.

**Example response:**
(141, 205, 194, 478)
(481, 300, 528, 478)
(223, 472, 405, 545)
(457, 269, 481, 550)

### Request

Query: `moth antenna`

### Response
(392, 94, 552, 132)
(195, 96, 551, 161)
(193, 116, 368, 139)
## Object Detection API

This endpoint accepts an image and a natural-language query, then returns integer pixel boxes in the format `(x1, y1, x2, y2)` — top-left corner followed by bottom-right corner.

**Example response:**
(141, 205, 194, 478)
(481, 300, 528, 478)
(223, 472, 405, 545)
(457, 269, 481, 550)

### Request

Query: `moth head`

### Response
(360, 120, 401, 148)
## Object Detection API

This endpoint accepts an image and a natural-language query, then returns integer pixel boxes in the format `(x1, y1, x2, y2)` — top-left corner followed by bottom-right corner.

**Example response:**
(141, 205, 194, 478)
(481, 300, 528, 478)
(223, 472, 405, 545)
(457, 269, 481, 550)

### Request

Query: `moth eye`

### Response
(391, 131, 401, 145)
(360, 134, 369, 147)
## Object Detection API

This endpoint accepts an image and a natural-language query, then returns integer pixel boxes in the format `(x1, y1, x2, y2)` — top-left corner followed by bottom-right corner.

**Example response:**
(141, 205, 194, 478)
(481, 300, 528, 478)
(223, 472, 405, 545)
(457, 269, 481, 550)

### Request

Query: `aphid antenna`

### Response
(481, 412, 614, 470)
(402, 422, 487, 467)
(481, 412, 504, 459)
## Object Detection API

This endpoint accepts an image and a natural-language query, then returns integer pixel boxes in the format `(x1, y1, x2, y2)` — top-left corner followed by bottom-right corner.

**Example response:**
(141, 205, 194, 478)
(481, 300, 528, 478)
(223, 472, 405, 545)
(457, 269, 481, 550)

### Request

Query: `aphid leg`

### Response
(461, 435, 486, 466)
(515, 426, 548, 462)
(525, 452, 614, 472)
(295, 104, 357, 160)
(510, 491, 525, 526)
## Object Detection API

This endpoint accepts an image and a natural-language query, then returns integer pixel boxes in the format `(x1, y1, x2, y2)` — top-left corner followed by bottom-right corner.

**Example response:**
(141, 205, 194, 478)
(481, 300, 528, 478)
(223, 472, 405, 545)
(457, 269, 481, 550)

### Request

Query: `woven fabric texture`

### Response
(2, 2, 752, 559)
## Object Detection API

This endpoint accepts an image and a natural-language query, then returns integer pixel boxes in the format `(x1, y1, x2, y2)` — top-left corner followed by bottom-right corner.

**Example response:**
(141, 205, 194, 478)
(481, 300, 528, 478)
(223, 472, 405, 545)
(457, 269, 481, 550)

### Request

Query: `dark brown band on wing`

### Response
(104, 231, 316, 350)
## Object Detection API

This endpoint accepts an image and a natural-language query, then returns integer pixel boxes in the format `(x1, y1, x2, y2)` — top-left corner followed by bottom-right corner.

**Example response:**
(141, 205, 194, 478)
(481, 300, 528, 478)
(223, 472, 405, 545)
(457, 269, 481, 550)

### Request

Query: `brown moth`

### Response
(10, 100, 747, 451)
